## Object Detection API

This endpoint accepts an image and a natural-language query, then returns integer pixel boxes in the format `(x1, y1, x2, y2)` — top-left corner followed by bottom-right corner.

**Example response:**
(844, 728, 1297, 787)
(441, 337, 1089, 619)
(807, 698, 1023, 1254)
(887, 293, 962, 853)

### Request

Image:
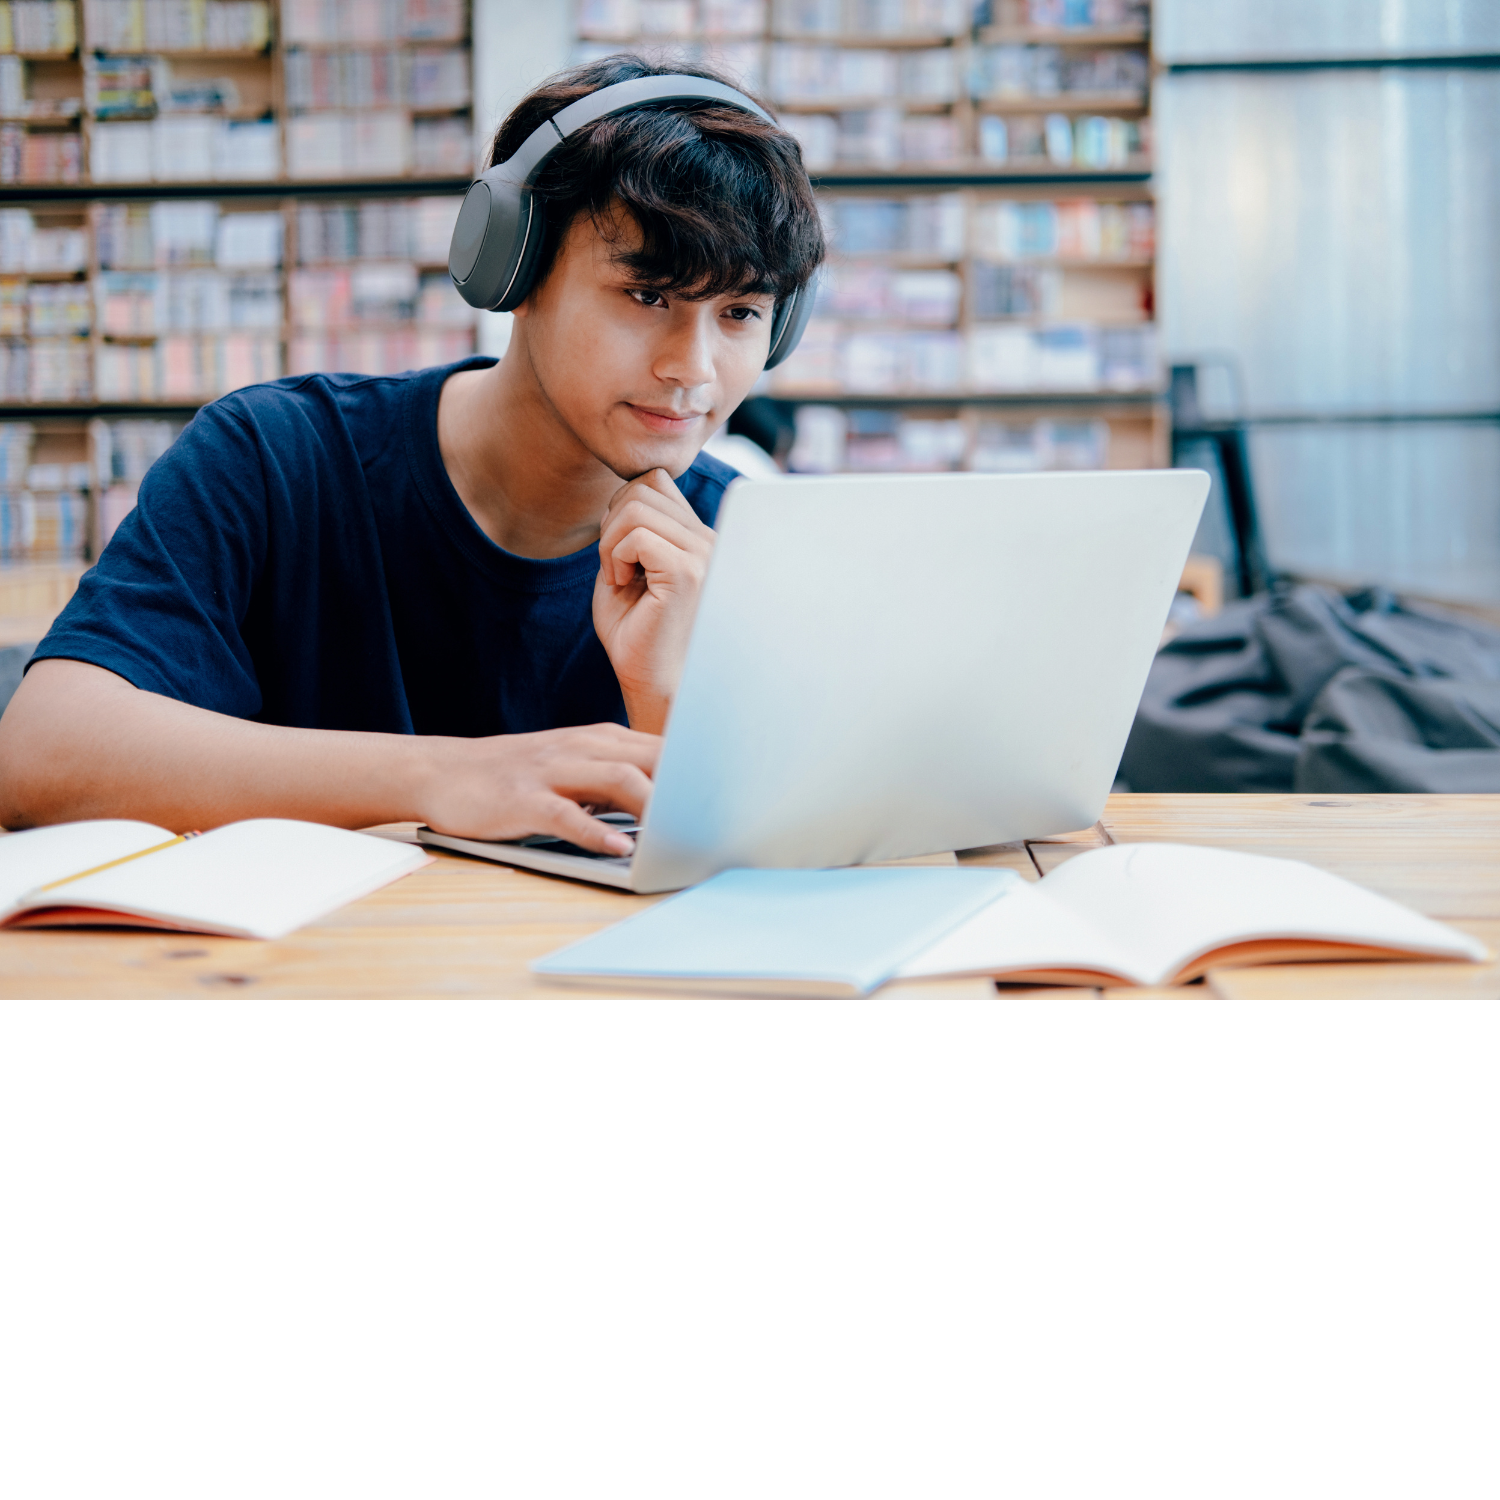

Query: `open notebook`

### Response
(532, 844, 1489, 996)
(0, 819, 430, 940)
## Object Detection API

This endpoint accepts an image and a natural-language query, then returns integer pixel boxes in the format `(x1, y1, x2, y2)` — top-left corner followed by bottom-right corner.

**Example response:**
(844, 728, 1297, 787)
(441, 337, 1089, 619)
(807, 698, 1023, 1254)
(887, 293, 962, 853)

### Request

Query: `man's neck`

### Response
(436, 341, 623, 560)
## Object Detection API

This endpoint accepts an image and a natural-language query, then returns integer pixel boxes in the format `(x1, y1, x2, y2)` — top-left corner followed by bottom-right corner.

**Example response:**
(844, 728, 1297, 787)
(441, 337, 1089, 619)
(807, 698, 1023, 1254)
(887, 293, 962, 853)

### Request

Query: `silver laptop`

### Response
(419, 468, 1209, 892)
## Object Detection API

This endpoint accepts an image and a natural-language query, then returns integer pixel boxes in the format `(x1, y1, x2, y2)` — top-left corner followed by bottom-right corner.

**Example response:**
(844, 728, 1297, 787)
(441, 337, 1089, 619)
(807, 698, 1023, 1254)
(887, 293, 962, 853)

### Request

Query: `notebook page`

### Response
(18, 819, 431, 938)
(0, 820, 175, 917)
(1036, 843, 1487, 985)
(892, 881, 1150, 985)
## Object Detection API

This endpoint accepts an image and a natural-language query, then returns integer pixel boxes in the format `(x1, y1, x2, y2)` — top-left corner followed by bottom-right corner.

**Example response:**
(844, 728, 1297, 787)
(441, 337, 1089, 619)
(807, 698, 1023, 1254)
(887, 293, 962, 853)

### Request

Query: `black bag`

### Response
(1118, 585, 1500, 793)
(1297, 669, 1500, 792)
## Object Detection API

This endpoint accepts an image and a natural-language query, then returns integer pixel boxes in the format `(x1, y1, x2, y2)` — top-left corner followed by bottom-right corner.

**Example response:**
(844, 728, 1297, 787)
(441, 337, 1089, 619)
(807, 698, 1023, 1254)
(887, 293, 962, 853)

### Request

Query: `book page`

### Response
(15, 819, 431, 939)
(0, 820, 176, 918)
(893, 881, 1151, 986)
(1035, 843, 1487, 985)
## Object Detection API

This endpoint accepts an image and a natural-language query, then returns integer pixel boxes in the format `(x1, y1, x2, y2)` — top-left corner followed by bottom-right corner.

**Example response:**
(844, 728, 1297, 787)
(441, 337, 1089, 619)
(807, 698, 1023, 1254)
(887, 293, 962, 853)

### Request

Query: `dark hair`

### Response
(487, 54, 825, 301)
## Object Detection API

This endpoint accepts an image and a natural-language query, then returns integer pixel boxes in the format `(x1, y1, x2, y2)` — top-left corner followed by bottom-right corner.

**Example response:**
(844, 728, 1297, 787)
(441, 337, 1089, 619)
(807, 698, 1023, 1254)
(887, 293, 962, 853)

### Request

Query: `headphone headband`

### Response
(448, 73, 814, 370)
(478, 75, 776, 195)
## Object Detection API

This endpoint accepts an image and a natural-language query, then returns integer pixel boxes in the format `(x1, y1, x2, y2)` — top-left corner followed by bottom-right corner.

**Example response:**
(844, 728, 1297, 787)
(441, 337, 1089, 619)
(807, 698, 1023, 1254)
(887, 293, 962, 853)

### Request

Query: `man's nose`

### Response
(654, 307, 716, 389)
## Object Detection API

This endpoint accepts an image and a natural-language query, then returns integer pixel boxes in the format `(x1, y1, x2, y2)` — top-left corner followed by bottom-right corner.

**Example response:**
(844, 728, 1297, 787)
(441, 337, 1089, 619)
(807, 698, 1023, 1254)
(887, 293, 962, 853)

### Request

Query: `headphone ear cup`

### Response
(493, 191, 548, 313)
(449, 180, 548, 312)
(763, 274, 818, 370)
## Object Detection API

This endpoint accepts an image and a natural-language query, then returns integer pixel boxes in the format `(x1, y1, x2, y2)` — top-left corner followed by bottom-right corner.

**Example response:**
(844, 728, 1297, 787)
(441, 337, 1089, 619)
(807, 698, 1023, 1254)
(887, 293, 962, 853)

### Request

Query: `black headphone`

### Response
(448, 74, 815, 370)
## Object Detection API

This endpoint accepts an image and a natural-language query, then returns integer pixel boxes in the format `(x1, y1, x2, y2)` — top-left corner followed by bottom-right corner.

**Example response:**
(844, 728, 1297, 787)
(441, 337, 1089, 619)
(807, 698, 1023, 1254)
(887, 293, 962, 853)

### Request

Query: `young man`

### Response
(0, 57, 824, 854)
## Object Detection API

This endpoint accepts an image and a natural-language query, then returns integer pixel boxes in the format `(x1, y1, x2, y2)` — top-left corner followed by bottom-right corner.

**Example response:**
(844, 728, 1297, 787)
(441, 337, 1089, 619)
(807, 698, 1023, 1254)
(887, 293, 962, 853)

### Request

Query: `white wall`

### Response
(1154, 1, 1500, 603)
(1155, 0, 1500, 62)
(469, 0, 574, 356)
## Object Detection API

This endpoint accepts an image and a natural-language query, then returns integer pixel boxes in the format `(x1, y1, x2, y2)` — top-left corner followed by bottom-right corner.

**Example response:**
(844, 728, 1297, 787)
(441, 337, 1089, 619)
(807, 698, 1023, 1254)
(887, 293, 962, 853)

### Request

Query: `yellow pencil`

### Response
(33, 831, 203, 894)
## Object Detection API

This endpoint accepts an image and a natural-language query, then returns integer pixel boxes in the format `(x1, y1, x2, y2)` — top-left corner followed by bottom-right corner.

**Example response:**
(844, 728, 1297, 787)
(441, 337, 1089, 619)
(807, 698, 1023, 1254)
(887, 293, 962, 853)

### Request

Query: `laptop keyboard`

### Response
(515, 812, 639, 862)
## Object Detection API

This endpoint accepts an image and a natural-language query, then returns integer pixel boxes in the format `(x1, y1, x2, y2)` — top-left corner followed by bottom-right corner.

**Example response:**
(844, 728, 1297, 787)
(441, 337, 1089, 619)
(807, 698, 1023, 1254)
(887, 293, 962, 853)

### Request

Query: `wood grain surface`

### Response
(0, 795, 1495, 999)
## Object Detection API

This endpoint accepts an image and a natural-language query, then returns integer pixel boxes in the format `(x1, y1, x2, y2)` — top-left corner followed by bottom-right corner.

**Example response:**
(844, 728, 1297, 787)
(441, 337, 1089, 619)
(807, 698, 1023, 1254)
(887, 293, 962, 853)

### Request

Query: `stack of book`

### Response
(972, 195, 1154, 260)
(774, 0, 969, 36)
(0, 420, 90, 562)
(287, 192, 473, 378)
(785, 405, 1115, 473)
(25, 278, 90, 333)
(0, 50, 81, 115)
(0, 0, 78, 52)
(573, 0, 769, 90)
(817, 262, 963, 323)
(0, 208, 89, 399)
(0, 123, 81, 181)
(90, 413, 183, 547)
(840, 406, 967, 470)
(93, 198, 284, 400)
(87, 52, 279, 182)
(981, 0, 1147, 29)
(283, 0, 470, 180)
(971, 43, 1148, 100)
(576, 0, 771, 34)
(0, 208, 87, 272)
(769, 0, 968, 171)
(294, 194, 459, 264)
(80, 0, 271, 50)
(971, 414, 1109, 470)
(773, 188, 1157, 397)
(825, 191, 967, 256)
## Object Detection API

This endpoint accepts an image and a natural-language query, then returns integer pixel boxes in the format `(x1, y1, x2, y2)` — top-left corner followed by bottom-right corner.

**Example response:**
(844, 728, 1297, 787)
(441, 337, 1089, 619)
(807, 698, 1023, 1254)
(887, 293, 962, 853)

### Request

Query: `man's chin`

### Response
(603, 434, 702, 481)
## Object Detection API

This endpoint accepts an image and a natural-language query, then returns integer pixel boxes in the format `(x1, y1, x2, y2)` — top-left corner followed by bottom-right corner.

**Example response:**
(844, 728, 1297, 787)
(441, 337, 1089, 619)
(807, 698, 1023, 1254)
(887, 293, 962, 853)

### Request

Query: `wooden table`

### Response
(1, 795, 1495, 999)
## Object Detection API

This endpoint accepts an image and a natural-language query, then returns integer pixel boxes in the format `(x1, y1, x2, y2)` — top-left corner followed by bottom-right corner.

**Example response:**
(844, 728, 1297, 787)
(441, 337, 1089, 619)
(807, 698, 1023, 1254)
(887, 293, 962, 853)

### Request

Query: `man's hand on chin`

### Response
(591, 467, 715, 735)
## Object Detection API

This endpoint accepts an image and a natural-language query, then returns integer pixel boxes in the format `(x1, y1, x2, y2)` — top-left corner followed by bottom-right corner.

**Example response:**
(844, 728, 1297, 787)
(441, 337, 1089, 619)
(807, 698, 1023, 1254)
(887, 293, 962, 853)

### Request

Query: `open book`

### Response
(532, 844, 1489, 996)
(0, 818, 430, 940)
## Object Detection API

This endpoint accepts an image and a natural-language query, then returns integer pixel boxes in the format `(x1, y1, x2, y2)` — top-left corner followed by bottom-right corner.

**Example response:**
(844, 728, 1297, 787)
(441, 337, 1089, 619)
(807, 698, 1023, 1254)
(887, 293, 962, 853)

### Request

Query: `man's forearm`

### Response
(0, 659, 435, 831)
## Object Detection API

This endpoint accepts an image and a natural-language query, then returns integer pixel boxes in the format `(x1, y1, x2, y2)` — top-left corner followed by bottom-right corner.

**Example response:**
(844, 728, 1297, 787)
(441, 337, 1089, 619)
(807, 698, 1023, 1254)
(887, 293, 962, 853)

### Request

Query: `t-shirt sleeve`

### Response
(29, 400, 269, 717)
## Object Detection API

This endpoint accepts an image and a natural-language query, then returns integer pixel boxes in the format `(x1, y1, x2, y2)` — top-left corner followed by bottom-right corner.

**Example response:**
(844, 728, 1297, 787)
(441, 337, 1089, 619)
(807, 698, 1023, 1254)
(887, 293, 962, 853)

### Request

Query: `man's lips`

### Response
(624, 403, 709, 434)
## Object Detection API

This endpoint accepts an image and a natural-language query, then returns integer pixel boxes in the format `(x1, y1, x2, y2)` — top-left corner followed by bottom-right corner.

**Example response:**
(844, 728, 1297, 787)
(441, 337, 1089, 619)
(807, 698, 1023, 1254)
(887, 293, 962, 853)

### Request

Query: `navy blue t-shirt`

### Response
(33, 358, 737, 736)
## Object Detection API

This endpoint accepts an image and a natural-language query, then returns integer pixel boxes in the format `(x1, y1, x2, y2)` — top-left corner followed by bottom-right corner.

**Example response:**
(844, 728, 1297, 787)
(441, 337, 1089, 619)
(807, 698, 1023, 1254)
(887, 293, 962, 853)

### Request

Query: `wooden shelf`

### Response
(288, 316, 470, 327)
(978, 27, 1150, 46)
(774, 95, 958, 112)
(5, 176, 471, 200)
(281, 39, 467, 52)
(91, 108, 274, 122)
(578, 31, 963, 47)
(294, 259, 450, 271)
(98, 330, 281, 342)
(832, 250, 963, 266)
(810, 165, 1151, 185)
(975, 92, 1148, 112)
(769, 34, 964, 48)
(82, 48, 272, 59)
(968, 256, 1154, 269)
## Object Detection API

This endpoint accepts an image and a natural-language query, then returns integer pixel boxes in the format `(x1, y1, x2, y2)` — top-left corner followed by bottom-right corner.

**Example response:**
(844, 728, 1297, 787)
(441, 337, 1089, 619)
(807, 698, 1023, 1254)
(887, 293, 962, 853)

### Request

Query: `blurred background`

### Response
(0, 0, 1496, 787)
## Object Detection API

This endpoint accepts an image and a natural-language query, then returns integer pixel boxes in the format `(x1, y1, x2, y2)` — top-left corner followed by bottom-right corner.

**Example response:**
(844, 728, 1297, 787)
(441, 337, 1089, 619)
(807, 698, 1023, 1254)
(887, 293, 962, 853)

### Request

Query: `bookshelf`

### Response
(571, 0, 1165, 475)
(0, 0, 480, 612)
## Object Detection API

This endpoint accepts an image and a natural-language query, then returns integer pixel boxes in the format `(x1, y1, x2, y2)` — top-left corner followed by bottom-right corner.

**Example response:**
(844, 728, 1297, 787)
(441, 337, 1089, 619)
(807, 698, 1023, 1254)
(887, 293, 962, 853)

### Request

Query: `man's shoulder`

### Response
(208, 357, 497, 439)
(679, 448, 740, 527)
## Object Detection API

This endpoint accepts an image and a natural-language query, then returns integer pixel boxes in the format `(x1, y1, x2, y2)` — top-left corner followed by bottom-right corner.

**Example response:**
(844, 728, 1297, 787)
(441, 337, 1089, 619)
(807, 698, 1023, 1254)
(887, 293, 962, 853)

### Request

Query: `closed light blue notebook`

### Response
(531, 867, 1025, 996)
